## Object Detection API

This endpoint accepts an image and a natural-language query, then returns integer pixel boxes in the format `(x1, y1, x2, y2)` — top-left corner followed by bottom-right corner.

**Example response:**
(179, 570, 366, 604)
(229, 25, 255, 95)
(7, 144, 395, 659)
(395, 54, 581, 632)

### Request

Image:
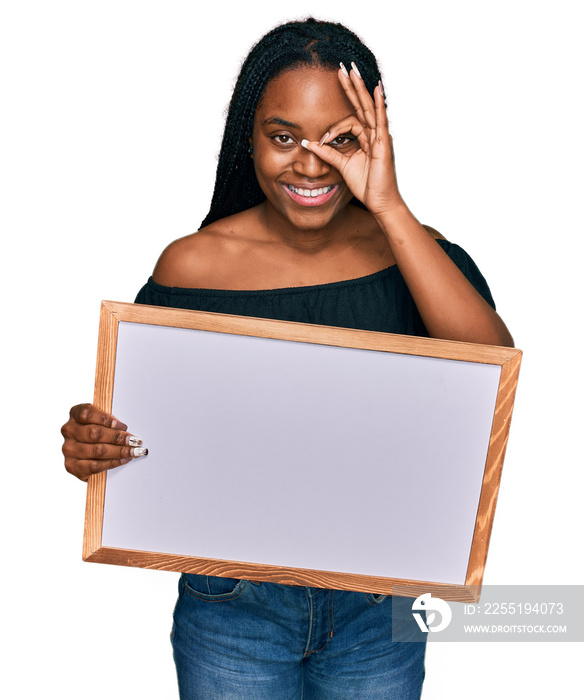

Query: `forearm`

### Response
(375, 203, 514, 346)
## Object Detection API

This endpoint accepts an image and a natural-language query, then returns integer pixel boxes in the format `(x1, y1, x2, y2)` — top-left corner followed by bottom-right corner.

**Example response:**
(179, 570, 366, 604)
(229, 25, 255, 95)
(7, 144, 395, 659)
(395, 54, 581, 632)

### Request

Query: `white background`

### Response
(2, 1, 582, 698)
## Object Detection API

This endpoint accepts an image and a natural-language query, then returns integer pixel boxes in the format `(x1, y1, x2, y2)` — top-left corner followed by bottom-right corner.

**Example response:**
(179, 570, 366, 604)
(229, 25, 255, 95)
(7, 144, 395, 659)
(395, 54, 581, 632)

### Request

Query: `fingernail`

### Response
(351, 62, 361, 78)
(339, 62, 349, 77)
(301, 139, 310, 149)
(128, 436, 143, 446)
(131, 447, 148, 458)
(111, 419, 128, 431)
(378, 80, 384, 97)
(318, 132, 329, 147)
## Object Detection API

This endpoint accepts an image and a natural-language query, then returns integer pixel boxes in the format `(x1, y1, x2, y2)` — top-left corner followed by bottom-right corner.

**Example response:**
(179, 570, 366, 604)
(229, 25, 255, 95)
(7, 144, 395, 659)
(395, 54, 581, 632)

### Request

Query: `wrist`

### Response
(371, 199, 415, 234)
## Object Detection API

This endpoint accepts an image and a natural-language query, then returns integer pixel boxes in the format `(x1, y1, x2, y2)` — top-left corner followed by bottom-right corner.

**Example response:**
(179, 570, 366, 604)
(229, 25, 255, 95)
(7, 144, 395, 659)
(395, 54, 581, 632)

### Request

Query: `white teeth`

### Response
(288, 185, 334, 197)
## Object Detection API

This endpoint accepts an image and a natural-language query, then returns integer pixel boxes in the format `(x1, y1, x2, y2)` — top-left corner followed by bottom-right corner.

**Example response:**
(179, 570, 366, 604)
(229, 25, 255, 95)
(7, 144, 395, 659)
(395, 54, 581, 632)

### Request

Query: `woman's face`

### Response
(251, 66, 359, 232)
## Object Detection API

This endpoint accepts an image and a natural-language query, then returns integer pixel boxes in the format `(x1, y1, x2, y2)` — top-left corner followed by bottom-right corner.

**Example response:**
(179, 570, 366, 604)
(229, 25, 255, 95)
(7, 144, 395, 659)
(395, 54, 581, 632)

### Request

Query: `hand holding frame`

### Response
(62, 404, 147, 481)
(303, 63, 402, 217)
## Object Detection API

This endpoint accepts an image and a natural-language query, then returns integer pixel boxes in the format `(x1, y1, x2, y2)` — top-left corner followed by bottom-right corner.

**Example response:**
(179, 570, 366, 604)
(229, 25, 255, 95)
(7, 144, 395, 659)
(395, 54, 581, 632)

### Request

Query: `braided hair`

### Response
(200, 18, 384, 228)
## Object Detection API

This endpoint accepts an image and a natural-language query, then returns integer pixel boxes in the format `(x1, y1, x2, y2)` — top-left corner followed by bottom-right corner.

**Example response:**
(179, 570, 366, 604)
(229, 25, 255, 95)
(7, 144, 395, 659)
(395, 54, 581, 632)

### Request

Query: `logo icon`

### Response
(411, 593, 452, 633)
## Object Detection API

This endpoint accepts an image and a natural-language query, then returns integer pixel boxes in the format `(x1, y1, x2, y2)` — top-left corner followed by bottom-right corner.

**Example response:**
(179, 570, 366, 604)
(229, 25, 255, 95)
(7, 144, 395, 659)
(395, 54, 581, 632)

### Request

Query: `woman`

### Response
(62, 18, 513, 699)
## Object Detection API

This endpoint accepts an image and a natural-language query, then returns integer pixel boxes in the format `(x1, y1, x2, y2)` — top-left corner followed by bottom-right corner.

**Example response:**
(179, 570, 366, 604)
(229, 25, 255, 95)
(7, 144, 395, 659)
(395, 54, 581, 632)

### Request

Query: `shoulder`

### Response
(151, 231, 212, 287)
(152, 209, 259, 287)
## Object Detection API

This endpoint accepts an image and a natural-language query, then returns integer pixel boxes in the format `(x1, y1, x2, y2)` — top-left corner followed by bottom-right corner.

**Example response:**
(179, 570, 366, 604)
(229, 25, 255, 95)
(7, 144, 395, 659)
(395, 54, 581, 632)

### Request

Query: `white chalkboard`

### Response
(84, 301, 522, 602)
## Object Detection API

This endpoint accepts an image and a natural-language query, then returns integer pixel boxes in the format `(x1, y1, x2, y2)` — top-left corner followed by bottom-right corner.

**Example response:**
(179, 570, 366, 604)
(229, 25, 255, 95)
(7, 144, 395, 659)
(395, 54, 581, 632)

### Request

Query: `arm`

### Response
(374, 204, 513, 345)
(304, 64, 513, 347)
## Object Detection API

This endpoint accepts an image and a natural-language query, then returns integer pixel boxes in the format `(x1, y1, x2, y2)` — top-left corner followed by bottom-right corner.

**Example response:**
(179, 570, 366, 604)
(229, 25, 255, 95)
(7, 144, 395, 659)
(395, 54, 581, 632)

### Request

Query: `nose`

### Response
(293, 148, 331, 178)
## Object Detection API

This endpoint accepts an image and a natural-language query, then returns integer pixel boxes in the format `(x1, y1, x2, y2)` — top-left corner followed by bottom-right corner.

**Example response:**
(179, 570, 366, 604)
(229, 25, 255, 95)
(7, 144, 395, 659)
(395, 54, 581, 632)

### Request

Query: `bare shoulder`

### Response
(423, 224, 447, 240)
(152, 229, 216, 287)
(152, 210, 256, 288)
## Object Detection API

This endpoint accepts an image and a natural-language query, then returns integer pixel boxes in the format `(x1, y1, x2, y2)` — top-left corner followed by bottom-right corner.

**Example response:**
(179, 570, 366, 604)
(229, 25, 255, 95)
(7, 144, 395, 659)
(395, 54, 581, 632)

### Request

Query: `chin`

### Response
(283, 208, 343, 232)
(267, 189, 352, 232)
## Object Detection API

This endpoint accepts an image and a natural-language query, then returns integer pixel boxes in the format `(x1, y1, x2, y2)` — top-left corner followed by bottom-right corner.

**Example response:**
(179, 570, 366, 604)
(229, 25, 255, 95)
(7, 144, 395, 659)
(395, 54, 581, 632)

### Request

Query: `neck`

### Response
(257, 201, 360, 255)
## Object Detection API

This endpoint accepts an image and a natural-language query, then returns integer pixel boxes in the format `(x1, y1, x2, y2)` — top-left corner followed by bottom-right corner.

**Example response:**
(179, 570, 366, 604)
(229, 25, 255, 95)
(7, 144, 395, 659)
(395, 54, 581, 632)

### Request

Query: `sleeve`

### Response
(436, 239, 496, 310)
(134, 277, 174, 307)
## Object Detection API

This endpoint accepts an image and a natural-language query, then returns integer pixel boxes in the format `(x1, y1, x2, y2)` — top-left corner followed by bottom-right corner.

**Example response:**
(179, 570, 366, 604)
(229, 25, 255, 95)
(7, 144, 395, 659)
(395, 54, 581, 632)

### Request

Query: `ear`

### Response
(248, 136, 254, 159)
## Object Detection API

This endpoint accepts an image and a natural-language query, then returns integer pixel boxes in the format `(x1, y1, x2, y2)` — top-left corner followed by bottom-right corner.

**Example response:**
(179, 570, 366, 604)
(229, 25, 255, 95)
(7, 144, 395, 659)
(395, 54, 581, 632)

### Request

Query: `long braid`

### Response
(200, 18, 385, 228)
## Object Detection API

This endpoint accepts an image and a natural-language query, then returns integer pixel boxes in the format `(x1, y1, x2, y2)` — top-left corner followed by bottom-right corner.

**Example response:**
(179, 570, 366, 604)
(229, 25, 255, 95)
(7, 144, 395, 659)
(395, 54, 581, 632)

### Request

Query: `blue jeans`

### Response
(171, 574, 426, 699)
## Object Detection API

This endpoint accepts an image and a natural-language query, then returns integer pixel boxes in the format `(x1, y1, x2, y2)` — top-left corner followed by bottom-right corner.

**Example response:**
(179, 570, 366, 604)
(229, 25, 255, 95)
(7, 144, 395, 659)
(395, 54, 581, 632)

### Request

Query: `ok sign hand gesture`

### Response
(303, 62, 402, 218)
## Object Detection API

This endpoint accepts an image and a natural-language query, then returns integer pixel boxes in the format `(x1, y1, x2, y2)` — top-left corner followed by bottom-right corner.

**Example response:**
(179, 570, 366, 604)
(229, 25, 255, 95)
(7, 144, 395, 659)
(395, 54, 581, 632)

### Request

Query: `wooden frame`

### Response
(84, 301, 521, 602)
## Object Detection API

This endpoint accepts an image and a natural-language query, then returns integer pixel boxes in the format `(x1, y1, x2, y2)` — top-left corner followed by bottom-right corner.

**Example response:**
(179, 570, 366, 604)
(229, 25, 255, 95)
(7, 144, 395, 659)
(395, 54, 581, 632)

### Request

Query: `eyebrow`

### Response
(262, 116, 301, 129)
(261, 114, 354, 133)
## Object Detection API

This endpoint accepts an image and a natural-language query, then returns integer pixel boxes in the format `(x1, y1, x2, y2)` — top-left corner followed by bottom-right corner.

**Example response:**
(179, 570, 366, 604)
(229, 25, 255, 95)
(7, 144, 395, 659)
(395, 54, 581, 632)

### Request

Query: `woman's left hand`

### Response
(303, 63, 402, 217)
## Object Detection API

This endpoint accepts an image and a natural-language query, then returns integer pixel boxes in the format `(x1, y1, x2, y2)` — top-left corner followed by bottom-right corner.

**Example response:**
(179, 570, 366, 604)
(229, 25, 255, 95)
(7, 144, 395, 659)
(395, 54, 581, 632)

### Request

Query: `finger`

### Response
(338, 64, 368, 128)
(301, 139, 348, 173)
(349, 63, 377, 131)
(64, 456, 135, 482)
(69, 403, 128, 431)
(62, 439, 146, 461)
(75, 421, 142, 446)
(320, 115, 364, 140)
(61, 417, 141, 451)
(374, 83, 390, 145)
(318, 116, 370, 155)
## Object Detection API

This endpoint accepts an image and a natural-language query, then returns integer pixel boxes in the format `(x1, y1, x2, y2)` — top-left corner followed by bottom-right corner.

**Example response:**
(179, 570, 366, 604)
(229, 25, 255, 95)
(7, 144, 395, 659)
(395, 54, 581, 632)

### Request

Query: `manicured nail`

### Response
(301, 139, 310, 149)
(128, 436, 143, 446)
(378, 80, 384, 97)
(131, 447, 148, 458)
(318, 132, 329, 147)
(351, 62, 361, 78)
(339, 62, 349, 77)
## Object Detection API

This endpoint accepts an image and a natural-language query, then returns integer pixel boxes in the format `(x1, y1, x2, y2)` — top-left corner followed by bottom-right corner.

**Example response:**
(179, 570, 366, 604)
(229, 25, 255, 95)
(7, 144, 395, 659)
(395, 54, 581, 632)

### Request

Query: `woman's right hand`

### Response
(61, 404, 148, 481)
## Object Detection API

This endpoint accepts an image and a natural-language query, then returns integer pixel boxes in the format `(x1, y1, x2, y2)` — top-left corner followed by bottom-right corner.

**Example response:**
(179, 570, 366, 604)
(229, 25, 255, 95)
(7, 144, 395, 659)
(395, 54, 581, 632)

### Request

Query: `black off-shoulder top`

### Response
(135, 239, 495, 336)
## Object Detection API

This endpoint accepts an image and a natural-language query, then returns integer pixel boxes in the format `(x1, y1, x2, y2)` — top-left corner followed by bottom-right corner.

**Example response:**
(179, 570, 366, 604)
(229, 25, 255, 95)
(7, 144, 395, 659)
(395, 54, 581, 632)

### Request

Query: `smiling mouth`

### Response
(284, 184, 338, 206)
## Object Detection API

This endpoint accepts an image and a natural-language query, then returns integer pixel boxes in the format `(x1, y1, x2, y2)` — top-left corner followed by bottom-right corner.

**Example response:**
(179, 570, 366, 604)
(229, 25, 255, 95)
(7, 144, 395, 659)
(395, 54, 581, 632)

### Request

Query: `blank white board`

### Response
(84, 302, 522, 601)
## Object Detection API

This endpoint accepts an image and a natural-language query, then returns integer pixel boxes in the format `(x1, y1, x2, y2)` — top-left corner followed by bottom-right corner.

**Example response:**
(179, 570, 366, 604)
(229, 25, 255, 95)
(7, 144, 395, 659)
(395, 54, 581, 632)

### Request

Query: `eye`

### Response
(272, 134, 296, 146)
(329, 135, 355, 148)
